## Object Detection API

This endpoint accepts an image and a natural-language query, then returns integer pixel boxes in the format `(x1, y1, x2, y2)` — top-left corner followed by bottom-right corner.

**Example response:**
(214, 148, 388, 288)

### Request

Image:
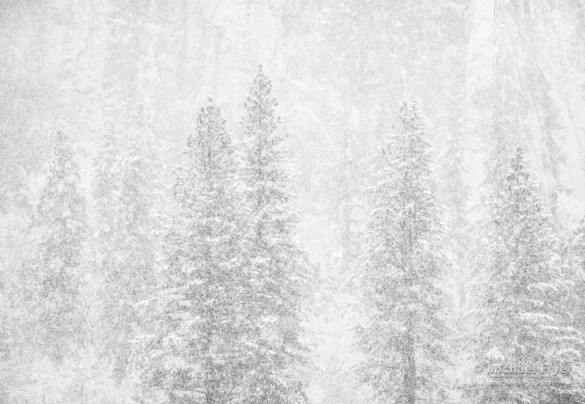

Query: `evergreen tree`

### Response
(567, 215, 585, 404)
(31, 123, 88, 363)
(148, 99, 246, 403)
(570, 217, 585, 347)
(93, 123, 121, 276)
(468, 148, 584, 403)
(238, 66, 308, 403)
(99, 129, 162, 383)
(358, 101, 449, 403)
(93, 123, 120, 223)
(440, 46, 470, 314)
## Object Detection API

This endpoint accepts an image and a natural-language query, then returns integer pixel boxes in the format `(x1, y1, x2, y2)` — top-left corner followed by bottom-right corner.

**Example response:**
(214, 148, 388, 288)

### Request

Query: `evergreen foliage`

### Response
(32, 123, 88, 363)
(359, 101, 448, 403)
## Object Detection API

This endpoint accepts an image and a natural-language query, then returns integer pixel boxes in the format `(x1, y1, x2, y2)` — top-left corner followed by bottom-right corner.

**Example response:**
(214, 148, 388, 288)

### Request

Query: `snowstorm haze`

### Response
(2, 1, 585, 403)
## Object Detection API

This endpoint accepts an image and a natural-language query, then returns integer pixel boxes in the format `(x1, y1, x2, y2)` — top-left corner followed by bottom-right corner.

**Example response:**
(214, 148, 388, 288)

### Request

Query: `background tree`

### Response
(97, 129, 162, 384)
(93, 122, 121, 276)
(31, 123, 88, 363)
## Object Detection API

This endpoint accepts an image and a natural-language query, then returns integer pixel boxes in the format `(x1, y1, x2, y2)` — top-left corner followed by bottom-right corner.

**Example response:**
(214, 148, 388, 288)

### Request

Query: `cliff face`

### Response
(464, 0, 585, 225)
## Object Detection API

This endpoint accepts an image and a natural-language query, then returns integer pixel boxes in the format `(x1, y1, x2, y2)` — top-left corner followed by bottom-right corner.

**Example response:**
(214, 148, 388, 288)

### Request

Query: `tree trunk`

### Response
(404, 318, 416, 404)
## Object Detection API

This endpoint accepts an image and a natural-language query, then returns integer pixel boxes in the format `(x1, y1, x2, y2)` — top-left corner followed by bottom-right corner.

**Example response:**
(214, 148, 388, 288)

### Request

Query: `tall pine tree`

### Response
(148, 99, 246, 403)
(468, 148, 584, 403)
(238, 66, 308, 403)
(93, 123, 121, 279)
(98, 129, 162, 383)
(31, 123, 88, 363)
(358, 101, 449, 403)
(570, 217, 585, 354)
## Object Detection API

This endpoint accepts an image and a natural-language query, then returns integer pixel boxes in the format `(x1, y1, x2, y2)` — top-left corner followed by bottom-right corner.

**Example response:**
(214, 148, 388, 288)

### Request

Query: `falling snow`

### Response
(1, 1, 585, 403)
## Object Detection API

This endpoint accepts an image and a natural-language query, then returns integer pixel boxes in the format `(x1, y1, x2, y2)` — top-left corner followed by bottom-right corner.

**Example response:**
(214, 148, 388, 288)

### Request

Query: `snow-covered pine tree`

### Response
(148, 99, 246, 403)
(567, 217, 585, 387)
(440, 45, 470, 315)
(238, 66, 308, 403)
(358, 101, 449, 403)
(468, 148, 584, 403)
(93, 122, 120, 271)
(570, 218, 585, 347)
(32, 123, 88, 363)
(99, 129, 161, 384)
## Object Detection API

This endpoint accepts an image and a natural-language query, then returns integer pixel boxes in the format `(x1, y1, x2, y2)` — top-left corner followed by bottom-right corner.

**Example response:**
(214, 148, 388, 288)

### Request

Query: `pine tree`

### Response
(468, 148, 584, 403)
(148, 99, 246, 403)
(93, 122, 121, 273)
(99, 129, 161, 383)
(238, 66, 308, 403)
(31, 123, 88, 363)
(570, 217, 585, 347)
(440, 47, 470, 314)
(358, 101, 449, 403)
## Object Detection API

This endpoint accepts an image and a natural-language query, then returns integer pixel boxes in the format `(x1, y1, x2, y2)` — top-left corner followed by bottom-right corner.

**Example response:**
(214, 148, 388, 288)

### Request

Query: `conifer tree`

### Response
(32, 123, 88, 362)
(570, 218, 585, 348)
(148, 99, 246, 403)
(441, 55, 470, 313)
(94, 123, 120, 226)
(469, 148, 584, 403)
(99, 129, 161, 383)
(238, 66, 308, 403)
(93, 123, 121, 278)
(358, 101, 449, 403)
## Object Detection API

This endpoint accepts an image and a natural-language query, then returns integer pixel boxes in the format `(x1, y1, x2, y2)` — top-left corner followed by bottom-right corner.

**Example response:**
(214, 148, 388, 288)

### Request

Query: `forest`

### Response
(2, 0, 585, 403)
